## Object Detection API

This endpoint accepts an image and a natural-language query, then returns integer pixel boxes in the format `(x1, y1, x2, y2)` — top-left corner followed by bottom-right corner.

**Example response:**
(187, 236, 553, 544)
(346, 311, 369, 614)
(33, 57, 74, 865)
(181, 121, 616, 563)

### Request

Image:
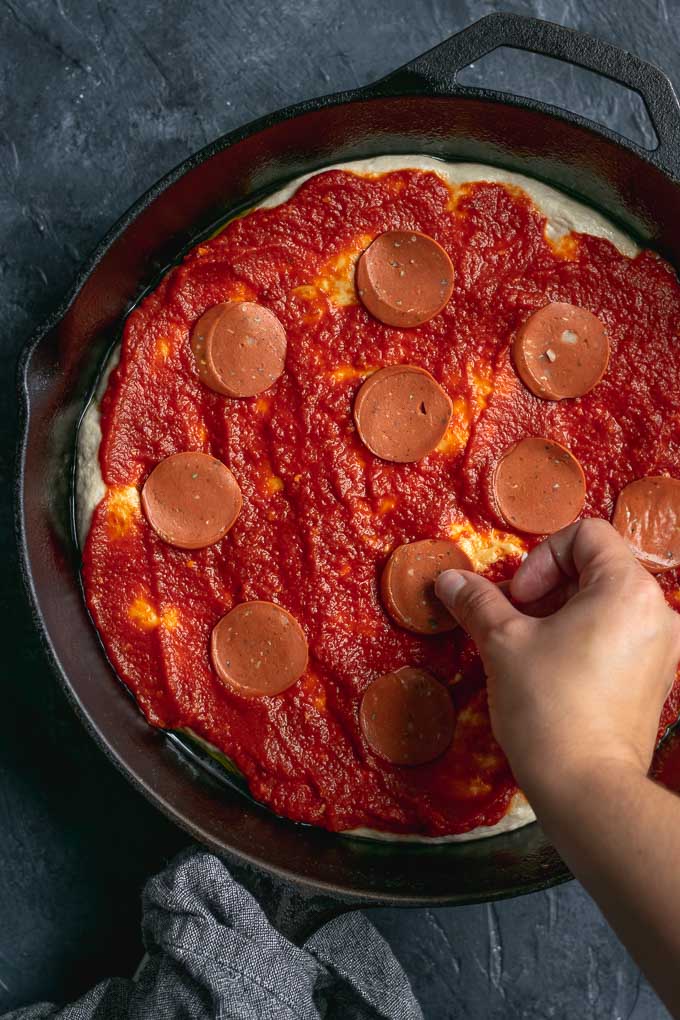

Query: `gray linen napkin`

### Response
(3, 847, 424, 1019)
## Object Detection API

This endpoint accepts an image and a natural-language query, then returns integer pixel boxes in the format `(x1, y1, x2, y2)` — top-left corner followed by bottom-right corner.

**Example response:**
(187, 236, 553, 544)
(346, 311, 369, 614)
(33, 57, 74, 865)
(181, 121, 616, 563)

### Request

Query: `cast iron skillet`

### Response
(16, 13, 680, 910)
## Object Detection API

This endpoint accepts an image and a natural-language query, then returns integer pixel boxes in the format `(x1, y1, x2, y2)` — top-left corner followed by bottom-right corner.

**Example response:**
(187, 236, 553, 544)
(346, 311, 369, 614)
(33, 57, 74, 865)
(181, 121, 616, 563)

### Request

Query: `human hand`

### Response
(435, 519, 680, 798)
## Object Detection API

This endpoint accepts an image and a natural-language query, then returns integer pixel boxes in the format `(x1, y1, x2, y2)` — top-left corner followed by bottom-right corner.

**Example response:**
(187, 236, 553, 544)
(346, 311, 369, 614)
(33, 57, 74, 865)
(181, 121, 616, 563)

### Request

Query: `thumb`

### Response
(435, 569, 523, 647)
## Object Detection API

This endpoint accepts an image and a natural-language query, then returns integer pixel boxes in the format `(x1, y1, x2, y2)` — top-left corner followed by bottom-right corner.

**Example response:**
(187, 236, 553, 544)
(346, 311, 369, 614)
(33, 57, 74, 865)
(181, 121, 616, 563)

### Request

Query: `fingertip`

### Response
(510, 541, 561, 603)
(436, 568, 523, 644)
(434, 569, 467, 608)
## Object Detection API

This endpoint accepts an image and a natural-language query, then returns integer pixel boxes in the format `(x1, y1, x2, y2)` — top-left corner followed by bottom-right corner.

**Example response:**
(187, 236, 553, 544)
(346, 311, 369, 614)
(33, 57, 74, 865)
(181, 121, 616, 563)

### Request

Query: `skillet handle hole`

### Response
(457, 46, 658, 152)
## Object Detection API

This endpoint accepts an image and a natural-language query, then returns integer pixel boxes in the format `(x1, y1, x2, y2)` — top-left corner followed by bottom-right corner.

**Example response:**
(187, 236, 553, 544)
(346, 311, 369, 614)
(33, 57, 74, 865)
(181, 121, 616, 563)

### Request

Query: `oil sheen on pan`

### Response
(77, 156, 680, 841)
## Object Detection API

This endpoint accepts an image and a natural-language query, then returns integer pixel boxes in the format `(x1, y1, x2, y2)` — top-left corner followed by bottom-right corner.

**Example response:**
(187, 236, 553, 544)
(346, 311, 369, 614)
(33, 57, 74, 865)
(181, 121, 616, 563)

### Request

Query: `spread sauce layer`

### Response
(82, 167, 680, 836)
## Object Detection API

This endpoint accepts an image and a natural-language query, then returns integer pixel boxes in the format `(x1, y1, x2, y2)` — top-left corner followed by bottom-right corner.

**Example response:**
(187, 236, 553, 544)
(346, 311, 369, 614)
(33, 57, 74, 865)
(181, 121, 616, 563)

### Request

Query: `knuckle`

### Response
(618, 573, 676, 644)
(626, 573, 666, 609)
(459, 586, 496, 622)
(455, 583, 524, 646)
(487, 616, 523, 648)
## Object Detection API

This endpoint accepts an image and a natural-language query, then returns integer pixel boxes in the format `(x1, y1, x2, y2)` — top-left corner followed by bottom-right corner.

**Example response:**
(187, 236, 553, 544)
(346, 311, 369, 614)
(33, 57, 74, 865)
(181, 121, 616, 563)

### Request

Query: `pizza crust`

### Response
(76, 346, 119, 545)
(347, 791, 535, 842)
(259, 155, 638, 258)
(77, 155, 639, 841)
(182, 726, 536, 842)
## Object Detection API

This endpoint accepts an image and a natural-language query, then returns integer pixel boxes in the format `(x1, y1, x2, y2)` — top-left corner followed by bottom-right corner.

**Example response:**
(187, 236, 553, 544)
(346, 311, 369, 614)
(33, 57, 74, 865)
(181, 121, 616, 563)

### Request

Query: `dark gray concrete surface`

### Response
(2, 0, 679, 1015)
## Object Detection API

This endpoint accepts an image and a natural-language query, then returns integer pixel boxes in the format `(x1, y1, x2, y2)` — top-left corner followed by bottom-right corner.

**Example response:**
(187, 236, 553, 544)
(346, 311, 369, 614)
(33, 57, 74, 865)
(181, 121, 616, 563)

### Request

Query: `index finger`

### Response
(510, 518, 642, 604)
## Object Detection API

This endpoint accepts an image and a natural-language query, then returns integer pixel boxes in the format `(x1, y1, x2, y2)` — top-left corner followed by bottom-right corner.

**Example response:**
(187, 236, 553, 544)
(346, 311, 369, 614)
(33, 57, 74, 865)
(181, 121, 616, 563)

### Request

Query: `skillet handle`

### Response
(371, 12, 680, 176)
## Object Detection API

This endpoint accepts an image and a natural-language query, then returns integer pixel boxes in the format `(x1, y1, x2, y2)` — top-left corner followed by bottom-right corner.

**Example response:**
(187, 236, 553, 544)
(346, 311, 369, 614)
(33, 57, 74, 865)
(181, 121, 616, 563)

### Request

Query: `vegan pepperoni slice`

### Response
(612, 476, 680, 573)
(210, 601, 308, 697)
(141, 451, 242, 550)
(190, 304, 228, 393)
(381, 539, 474, 634)
(207, 302, 287, 397)
(353, 365, 452, 462)
(493, 437, 586, 535)
(356, 230, 454, 327)
(191, 302, 287, 397)
(359, 667, 455, 766)
(513, 302, 609, 400)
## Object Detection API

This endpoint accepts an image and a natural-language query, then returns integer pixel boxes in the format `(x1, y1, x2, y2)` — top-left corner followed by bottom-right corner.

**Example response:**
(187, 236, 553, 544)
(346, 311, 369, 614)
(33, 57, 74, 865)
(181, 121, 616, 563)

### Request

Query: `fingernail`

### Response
(435, 570, 466, 602)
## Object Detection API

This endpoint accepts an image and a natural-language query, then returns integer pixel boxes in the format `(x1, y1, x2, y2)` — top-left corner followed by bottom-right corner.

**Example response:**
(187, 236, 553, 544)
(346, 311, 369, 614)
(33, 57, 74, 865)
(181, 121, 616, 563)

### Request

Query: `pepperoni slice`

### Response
(612, 476, 680, 573)
(353, 365, 452, 462)
(207, 302, 287, 397)
(141, 452, 242, 550)
(190, 304, 228, 393)
(210, 601, 308, 697)
(356, 231, 454, 327)
(359, 667, 455, 766)
(513, 302, 609, 401)
(493, 437, 586, 535)
(381, 539, 474, 634)
(191, 302, 287, 397)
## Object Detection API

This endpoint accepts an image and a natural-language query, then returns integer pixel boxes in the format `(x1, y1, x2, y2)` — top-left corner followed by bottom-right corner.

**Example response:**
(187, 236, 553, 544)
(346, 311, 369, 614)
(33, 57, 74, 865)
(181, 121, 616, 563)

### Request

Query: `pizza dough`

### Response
(76, 155, 645, 843)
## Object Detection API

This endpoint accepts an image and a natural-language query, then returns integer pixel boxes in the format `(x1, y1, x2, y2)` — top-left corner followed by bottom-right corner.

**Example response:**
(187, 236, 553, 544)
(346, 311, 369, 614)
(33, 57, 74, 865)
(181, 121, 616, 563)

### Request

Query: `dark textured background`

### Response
(2, 0, 679, 1016)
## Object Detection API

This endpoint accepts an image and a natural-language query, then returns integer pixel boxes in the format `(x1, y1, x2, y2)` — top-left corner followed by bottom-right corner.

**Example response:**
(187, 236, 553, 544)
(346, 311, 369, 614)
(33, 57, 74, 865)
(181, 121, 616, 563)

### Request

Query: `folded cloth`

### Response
(3, 847, 423, 1020)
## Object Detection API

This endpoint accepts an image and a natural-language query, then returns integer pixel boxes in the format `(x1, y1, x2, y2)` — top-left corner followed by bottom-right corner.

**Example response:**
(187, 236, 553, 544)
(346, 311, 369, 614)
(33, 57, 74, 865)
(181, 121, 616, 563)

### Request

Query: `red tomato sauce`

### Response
(653, 728, 680, 793)
(82, 169, 680, 836)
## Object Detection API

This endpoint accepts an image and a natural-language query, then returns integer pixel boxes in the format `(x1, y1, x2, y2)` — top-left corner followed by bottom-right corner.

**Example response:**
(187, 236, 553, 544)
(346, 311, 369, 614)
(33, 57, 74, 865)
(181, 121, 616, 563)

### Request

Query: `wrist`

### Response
(515, 746, 649, 809)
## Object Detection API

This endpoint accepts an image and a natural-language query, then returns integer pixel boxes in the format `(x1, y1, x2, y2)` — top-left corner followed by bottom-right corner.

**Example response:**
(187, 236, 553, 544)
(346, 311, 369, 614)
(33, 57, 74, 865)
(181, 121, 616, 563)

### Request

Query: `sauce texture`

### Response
(82, 168, 680, 836)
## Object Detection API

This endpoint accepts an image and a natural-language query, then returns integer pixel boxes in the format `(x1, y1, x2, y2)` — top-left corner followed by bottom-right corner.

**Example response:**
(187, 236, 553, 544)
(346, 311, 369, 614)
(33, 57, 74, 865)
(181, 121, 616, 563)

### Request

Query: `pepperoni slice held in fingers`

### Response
(141, 451, 242, 549)
(381, 539, 474, 634)
(356, 230, 454, 327)
(191, 302, 287, 397)
(493, 437, 586, 535)
(359, 667, 456, 766)
(354, 365, 452, 462)
(612, 476, 680, 573)
(513, 302, 609, 400)
(210, 601, 308, 696)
